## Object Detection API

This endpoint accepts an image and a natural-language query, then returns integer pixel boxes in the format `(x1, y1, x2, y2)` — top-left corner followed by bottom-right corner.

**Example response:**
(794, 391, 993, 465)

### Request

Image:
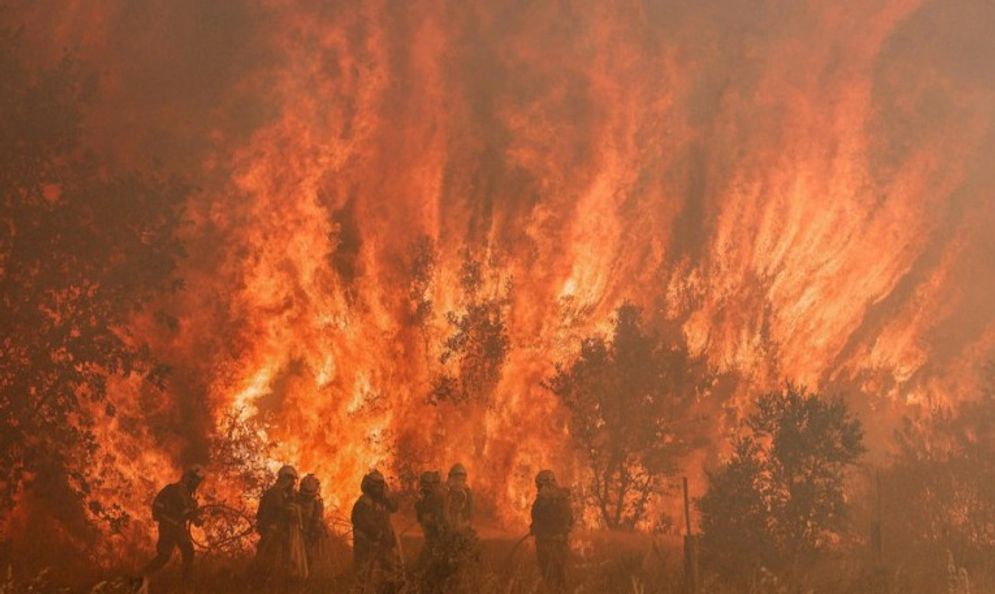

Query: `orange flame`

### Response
(6, 0, 995, 552)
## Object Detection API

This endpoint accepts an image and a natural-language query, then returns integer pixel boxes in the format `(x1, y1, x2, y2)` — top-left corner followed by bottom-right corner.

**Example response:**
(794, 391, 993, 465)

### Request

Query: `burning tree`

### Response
(547, 304, 711, 530)
(0, 30, 186, 528)
(429, 251, 510, 406)
(698, 386, 865, 582)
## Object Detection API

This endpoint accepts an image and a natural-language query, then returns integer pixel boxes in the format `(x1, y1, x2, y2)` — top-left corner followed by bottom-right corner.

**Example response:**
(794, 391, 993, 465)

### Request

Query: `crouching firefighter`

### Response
(134, 465, 206, 589)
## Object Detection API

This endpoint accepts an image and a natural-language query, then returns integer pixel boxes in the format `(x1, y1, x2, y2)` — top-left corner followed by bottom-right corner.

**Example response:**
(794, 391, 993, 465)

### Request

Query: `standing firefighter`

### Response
(530, 469, 573, 591)
(297, 473, 334, 582)
(134, 465, 205, 589)
(440, 462, 480, 577)
(255, 465, 309, 588)
(351, 470, 400, 587)
(444, 463, 474, 533)
(414, 470, 445, 570)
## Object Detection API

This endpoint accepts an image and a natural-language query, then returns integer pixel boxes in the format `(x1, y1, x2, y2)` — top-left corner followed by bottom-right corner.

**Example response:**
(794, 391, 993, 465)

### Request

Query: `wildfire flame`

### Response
(6, 0, 995, 556)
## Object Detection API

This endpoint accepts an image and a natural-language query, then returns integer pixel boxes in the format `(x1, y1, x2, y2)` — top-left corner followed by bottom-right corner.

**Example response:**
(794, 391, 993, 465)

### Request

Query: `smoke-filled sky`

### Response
(5, 0, 995, 542)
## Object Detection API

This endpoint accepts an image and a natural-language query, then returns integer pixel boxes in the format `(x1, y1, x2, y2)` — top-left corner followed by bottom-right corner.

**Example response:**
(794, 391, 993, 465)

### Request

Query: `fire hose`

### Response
(499, 532, 533, 573)
(188, 503, 257, 552)
(187, 502, 404, 569)
(189, 504, 353, 551)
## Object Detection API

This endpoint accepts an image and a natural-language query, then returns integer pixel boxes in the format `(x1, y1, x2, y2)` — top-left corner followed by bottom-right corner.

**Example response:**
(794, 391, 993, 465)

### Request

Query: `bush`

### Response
(699, 386, 865, 585)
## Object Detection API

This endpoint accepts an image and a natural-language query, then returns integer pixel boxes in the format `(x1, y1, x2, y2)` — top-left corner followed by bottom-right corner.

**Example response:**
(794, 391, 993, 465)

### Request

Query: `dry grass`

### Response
(6, 532, 995, 594)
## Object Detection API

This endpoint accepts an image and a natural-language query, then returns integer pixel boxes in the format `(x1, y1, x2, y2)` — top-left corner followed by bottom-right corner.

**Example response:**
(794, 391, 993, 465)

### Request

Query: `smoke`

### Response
(4, 0, 995, 548)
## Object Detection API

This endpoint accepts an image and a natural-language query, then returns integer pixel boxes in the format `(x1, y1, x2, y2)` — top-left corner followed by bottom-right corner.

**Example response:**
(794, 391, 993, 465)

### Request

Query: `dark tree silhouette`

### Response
(406, 235, 436, 326)
(699, 386, 865, 582)
(547, 304, 712, 530)
(429, 250, 509, 406)
(0, 30, 186, 526)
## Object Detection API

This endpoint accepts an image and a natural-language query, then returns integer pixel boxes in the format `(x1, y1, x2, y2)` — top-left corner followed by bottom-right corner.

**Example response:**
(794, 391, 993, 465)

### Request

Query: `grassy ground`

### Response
(6, 530, 995, 593)
(4, 531, 685, 594)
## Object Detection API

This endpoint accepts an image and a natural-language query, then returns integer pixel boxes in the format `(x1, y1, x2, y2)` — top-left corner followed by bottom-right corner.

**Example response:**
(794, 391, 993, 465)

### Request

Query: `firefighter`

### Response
(414, 470, 445, 568)
(255, 465, 308, 587)
(444, 463, 474, 534)
(351, 470, 400, 586)
(134, 465, 206, 590)
(530, 469, 573, 591)
(297, 473, 334, 582)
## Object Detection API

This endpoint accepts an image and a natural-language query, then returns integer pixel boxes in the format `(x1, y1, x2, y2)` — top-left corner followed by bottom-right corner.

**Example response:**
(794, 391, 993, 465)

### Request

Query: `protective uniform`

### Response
(139, 465, 205, 582)
(255, 465, 308, 585)
(415, 471, 445, 563)
(414, 464, 479, 589)
(297, 474, 334, 581)
(530, 470, 573, 591)
(444, 464, 474, 534)
(351, 470, 399, 579)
